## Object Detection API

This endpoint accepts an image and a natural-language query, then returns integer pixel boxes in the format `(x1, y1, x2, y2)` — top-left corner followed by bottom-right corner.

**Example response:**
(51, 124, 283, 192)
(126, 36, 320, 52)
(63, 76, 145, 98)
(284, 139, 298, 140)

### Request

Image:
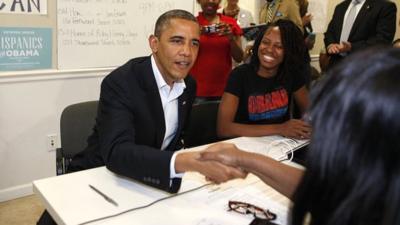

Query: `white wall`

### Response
(0, 70, 110, 202)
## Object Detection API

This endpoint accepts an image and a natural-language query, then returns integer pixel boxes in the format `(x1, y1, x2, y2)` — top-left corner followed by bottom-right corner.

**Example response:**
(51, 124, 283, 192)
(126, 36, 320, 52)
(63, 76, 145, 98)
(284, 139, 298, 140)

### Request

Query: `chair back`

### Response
(57, 100, 98, 174)
(184, 101, 220, 148)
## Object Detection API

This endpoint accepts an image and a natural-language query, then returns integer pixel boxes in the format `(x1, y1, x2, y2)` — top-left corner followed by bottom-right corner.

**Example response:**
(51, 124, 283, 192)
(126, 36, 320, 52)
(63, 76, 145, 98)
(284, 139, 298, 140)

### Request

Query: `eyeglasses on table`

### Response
(228, 200, 277, 221)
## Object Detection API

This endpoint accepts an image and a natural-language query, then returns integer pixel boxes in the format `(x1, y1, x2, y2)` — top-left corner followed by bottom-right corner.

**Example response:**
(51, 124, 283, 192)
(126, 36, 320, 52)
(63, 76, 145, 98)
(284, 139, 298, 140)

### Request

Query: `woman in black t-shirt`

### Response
(202, 47, 400, 225)
(217, 19, 311, 139)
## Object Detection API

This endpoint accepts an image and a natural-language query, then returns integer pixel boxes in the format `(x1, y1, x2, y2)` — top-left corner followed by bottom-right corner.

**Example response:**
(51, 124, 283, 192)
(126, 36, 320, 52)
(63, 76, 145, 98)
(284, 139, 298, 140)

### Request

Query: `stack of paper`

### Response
(224, 136, 309, 161)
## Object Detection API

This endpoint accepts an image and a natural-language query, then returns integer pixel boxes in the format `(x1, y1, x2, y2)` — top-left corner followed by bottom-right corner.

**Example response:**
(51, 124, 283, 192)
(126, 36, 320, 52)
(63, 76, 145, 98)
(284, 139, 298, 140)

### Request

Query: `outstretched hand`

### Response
(176, 150, 247, 184)
(199, 143, 245, 168)
(194, 154, 247, 184)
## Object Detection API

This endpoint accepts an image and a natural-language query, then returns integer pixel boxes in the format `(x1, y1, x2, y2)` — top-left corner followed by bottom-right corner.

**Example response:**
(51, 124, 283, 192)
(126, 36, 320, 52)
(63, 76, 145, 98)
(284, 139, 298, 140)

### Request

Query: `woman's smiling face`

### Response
(257, 26, 285, 76)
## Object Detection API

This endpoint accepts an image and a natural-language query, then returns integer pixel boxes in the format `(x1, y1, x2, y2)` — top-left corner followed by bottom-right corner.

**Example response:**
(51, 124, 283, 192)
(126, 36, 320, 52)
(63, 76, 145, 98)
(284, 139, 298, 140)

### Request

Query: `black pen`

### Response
(89, 184, 119, 207)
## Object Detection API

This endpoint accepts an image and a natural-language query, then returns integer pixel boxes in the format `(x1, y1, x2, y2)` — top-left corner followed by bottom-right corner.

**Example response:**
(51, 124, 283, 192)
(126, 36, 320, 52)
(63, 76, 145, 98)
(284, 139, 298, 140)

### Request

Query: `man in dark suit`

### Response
(38, 9, 246, 225)
(67, 9, 245, 193)
(324, 0, 397, 67)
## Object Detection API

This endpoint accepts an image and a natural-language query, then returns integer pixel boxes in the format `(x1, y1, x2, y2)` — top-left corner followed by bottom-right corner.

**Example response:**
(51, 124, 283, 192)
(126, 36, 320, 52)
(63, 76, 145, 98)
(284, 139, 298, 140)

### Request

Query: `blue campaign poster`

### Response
(0, 27, 52, 71)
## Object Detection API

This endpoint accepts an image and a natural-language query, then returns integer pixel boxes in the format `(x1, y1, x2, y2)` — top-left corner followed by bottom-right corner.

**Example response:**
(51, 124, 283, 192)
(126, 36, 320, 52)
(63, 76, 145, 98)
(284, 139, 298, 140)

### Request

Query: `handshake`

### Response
(176, 143, 301, 198)
(176, 143, 250, 184)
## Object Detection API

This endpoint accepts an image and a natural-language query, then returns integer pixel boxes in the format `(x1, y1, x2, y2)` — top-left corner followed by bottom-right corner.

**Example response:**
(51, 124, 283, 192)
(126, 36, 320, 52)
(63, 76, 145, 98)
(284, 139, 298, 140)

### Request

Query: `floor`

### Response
(0, 195, 44, 225)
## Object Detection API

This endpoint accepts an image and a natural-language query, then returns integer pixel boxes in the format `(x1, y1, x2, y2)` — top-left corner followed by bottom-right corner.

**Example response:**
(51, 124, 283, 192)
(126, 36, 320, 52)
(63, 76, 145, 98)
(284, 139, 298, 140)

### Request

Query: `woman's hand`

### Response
(278, 119, 311, 139)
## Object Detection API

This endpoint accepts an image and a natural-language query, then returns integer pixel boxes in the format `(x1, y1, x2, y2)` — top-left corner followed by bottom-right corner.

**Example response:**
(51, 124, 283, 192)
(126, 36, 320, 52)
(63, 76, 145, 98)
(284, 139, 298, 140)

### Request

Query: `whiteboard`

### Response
(57, 0, 194, 69)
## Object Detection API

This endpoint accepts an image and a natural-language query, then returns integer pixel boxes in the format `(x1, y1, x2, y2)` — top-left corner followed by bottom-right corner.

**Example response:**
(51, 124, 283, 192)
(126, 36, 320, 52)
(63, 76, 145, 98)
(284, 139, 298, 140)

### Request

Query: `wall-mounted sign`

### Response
(0, 27, 52, 71)
(0, 0, 47, 15)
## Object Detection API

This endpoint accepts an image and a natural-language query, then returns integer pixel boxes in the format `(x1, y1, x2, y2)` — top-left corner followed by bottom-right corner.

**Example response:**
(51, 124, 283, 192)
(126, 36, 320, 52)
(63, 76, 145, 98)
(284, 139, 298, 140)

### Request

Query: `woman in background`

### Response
(222, 0, 255, 65)
(202, 47, 400, 225)
(217, 20, 311, 139)
(191, 0, 243, 102)
(222, 0, 255, 28)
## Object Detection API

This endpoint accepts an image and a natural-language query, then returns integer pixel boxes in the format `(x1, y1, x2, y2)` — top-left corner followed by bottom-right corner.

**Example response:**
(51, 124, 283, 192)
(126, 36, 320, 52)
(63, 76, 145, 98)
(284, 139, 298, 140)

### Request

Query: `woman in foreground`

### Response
(202, 48, 400, 225)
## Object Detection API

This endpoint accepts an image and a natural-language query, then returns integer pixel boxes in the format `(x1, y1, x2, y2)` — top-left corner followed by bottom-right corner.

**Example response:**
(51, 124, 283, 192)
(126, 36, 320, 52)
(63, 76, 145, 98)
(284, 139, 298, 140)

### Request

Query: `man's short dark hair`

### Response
(154, 9, 198, 38)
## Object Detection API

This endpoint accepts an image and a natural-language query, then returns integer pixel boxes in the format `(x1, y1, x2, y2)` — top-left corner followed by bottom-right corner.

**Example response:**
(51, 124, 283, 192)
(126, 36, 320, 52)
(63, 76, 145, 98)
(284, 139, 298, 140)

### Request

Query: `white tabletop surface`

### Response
(33, 136, 306, 225)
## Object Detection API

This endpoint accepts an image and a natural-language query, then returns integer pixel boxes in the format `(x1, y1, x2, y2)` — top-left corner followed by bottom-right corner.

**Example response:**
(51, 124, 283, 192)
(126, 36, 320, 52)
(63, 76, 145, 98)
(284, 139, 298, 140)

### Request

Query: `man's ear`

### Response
(149, 35, 159, 53)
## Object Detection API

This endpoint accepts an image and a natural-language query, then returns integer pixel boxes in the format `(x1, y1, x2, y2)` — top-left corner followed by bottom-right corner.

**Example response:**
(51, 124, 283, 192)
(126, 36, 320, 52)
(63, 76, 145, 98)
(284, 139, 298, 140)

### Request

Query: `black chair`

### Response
(56, 101, 98, 175)
(184, 101, 221, 148)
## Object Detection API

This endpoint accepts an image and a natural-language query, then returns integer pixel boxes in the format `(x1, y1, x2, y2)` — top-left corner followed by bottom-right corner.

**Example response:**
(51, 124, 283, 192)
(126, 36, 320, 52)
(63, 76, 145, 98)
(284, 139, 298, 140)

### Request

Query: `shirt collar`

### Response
(150, 55, 186, 93)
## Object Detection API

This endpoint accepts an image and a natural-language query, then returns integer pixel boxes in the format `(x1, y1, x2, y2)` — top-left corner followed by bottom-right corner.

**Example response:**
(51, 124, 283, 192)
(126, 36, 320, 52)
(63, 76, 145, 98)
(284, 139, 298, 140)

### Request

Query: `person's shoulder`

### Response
(129, 56, 149, 65)
(337, 0, 351, 7)
(184, 75, 196, 89)
(376, 0, 396, 8)
(235, 63, 253, 71)
(231, 64, 254, 77)
(282, 0, 300, 6)
(196, 13, 207, 23)
(105, 56, 150, 82)
(115, 56, 149, 73)
(219, 13, 238, 24)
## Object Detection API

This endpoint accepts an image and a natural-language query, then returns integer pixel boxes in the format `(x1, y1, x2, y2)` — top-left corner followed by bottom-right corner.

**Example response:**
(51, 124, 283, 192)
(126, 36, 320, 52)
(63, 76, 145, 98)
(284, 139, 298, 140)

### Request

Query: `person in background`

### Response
(217, 20, 311, 139)
(201, 47, 400, 225)
(222, 0, 255, 28)
(190, 0, 243, 102)
(297, 0, 316, 55)
(324, 0, 397, 68)
(293, 0, 319, 120)
(259, 0, 303, 32)
(297, 0, 314, 49)
(222, 0, 255, 66)
(258, 0, 310, 90)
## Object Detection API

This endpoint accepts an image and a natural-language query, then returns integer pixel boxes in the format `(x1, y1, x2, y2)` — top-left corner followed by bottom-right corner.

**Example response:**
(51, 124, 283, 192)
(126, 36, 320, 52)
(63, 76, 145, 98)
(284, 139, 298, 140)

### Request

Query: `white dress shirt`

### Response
(150, 55, 185, 180)
(342, 0, 366, 29)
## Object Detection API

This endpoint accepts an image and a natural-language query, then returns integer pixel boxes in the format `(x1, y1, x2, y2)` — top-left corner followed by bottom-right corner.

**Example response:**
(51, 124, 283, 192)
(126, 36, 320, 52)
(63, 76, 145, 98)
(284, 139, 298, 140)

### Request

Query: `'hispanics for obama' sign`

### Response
(0, 27, 52, 71)
(0, 0, 47, 15)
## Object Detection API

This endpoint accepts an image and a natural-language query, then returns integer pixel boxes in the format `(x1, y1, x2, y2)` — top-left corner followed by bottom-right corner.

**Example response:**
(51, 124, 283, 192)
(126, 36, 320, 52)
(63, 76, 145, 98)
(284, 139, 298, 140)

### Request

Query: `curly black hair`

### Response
(249, 19, 307, 84)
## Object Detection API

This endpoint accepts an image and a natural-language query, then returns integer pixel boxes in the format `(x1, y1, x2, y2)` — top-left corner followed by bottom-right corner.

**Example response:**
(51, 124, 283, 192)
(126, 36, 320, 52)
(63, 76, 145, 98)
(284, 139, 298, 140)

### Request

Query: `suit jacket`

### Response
(259, 0, 303, 32)
(324, 0, 397, 65)
(69, 56, 196, 193)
